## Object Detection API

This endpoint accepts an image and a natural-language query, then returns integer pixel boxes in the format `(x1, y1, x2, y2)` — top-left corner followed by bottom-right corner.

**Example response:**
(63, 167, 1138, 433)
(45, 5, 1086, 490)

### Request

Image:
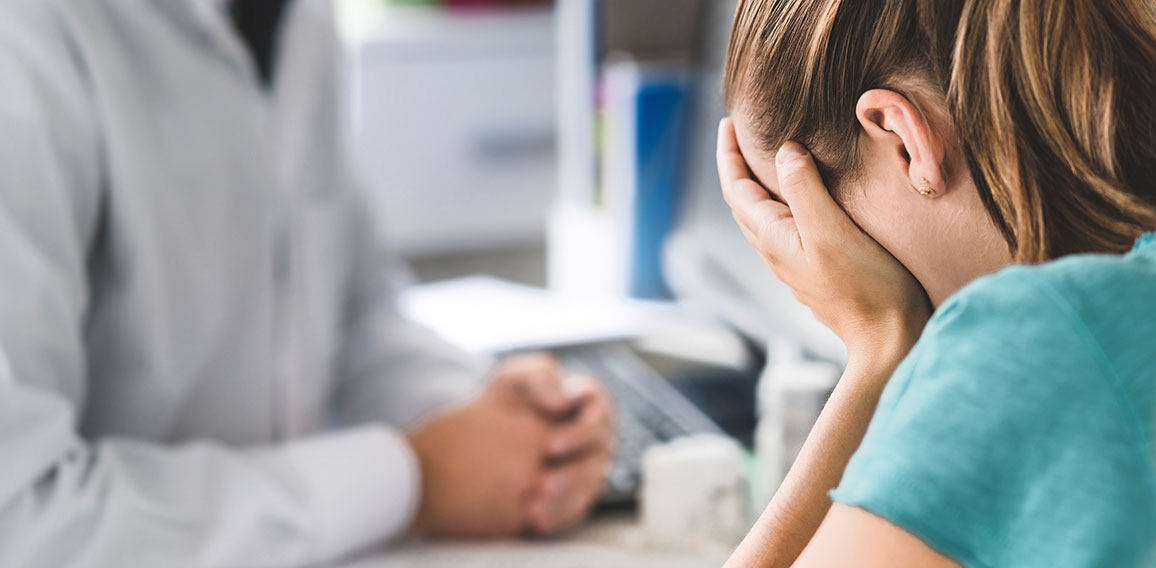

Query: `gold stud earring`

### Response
(916, 177, 937, 197)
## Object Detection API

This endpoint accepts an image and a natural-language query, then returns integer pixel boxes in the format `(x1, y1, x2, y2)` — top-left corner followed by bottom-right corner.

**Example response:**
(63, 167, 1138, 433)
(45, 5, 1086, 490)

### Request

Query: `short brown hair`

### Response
(724, 0, 1156, 262)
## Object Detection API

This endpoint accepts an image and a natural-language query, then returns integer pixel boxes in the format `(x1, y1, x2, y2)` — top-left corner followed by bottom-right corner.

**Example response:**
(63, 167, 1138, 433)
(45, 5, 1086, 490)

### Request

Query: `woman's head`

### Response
(724, 0, 1156, 304)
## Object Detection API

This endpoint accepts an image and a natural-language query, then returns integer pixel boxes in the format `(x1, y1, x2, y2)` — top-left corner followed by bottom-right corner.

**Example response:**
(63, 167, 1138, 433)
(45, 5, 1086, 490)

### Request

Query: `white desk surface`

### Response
(343, 513, 731, 568)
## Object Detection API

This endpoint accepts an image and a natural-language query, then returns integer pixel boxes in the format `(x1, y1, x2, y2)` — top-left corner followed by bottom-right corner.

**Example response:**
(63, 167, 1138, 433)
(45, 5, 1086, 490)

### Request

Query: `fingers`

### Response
(527, 376, 614, 535)
(717, 119, 777, 222)
(492, 353, 574, 417)
(725, 179, 794, 234)
(718, 119, 803, 262)
(525, 453, 609, 535)
(774, 142, 854, 249)
(495, 353, 560, 380)
(717, 118, 754, 186)
(544, 378, 615, 461)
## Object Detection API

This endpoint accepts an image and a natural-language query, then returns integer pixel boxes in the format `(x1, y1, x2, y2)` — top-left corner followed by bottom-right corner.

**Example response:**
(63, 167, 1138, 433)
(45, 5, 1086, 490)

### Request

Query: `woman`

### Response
(718, 0, 1156, 566)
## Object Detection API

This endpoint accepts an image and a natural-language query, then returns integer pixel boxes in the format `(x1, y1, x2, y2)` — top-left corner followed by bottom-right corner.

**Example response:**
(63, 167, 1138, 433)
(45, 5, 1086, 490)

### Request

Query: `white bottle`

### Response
(751, 340, 842, 515)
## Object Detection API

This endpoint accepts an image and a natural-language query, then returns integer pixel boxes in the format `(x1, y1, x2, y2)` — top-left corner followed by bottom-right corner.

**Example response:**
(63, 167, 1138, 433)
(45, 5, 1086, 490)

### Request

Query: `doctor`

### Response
(0, 0, 615, 566)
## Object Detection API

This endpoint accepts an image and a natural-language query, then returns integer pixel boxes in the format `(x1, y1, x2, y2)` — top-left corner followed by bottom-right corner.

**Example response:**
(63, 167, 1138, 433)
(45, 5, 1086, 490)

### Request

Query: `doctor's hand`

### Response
(717, 118, 930, 363)
(405, 354, 614, 538)
(498, 354, 615, 536)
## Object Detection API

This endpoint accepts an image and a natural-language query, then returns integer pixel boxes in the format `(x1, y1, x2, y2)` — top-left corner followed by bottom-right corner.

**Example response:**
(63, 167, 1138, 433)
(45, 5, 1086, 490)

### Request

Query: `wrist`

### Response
(843, 311, 926, 371)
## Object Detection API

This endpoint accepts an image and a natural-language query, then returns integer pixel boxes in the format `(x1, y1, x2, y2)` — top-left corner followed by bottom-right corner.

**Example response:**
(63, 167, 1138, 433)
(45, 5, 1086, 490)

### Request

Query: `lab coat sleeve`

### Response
(327, 173, 494, 430)
(0, 4, 418, 566)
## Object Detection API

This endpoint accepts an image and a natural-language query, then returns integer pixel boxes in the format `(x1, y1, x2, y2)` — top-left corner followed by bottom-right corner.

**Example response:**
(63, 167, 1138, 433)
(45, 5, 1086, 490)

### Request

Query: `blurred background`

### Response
(337, 0, 558, 287)
(334, 0, 843, 365)
(336, 0, 722, 294)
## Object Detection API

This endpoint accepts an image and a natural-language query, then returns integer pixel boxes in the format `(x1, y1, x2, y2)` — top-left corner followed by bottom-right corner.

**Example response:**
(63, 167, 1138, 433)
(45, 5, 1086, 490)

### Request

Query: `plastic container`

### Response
(751, 340, 841, 514)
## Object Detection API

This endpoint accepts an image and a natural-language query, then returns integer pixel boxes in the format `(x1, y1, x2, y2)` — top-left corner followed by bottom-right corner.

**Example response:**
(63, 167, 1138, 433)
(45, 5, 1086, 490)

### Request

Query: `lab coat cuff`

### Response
(282, 425, 421, 561)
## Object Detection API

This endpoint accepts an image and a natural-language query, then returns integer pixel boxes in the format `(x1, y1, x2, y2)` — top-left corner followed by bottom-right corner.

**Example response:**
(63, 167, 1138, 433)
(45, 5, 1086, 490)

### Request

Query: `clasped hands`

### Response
(406, 353, 615, 538)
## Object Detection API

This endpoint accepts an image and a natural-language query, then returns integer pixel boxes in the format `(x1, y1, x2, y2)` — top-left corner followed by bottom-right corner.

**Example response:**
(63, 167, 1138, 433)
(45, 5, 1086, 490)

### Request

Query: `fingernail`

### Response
(777, 141, 807, 165)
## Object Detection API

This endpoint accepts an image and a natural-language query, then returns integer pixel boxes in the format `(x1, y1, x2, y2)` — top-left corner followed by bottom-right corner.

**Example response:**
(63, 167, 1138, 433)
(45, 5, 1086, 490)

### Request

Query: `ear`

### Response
(855, 89, 946, 196)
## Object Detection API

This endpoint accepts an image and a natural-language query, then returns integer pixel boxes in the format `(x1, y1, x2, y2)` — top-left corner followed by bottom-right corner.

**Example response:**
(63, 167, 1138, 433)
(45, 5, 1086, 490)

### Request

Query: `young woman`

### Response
(717, 1, 1156, 566)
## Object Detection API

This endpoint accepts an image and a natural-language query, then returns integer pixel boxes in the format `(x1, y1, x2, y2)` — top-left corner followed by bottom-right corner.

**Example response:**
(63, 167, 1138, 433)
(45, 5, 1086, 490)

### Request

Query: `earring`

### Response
(916, 177, 937, 197)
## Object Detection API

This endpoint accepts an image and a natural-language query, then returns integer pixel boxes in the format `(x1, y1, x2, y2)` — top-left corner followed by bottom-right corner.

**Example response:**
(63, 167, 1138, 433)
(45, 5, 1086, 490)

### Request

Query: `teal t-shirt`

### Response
(831, 233, 1156, 568)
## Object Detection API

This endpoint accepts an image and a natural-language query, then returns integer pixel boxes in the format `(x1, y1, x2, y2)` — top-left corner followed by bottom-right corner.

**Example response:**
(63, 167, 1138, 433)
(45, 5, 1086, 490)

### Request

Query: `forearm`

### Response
(1, 379, 417, 566)
(726, 350, 909, 568)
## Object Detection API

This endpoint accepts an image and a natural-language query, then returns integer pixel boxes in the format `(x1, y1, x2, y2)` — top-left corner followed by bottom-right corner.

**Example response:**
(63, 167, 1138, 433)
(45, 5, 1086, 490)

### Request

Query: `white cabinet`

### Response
(347, 9, 557, 257)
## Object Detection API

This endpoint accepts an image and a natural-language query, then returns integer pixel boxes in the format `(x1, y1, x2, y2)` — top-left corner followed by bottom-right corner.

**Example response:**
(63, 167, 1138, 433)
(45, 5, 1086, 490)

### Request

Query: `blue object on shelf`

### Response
(628, 74, 690, 300)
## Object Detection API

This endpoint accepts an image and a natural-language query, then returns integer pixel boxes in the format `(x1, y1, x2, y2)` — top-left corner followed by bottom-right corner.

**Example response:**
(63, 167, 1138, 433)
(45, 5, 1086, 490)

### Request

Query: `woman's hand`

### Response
(717, 118, 931, 363)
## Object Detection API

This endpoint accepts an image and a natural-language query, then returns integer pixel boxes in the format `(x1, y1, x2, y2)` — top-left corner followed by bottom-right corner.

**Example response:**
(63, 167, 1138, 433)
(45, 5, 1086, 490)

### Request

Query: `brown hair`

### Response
(724, 0, 1156, 262)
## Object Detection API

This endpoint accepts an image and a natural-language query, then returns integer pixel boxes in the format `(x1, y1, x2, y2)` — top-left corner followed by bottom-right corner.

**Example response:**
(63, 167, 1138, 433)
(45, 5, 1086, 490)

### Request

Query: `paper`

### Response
(399, 276, 705, 354)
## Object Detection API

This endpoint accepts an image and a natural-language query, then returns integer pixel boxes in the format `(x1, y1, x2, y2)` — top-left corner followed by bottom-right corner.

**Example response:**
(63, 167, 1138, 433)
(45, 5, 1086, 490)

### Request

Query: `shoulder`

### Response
(0, 0, 71, 48)
(929, 250, 1156, 380)
(950, 247, 1156, 323)
(885, 263, 1114, 415)
(0, 0, 97, 138)
(838, 253, 1156, 568)
(285, 0, 342, 54)
(922, 263, 1089, 362)
(0, 0, 102, 230)
(1020, 248, 1156, 343)
(0, 0, 89, 106)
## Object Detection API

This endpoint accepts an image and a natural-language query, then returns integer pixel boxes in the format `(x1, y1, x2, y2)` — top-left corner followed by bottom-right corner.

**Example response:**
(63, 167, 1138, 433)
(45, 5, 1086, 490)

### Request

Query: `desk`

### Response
(344, 513, 730, 568)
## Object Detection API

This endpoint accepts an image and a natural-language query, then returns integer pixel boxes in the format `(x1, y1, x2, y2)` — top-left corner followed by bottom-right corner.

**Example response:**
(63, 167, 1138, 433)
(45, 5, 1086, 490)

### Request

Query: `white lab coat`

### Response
(0, 0, 488, 565)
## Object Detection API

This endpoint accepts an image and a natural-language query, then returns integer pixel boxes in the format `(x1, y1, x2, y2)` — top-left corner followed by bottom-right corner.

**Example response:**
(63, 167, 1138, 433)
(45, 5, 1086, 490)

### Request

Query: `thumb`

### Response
(775, 142, 854, 248)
